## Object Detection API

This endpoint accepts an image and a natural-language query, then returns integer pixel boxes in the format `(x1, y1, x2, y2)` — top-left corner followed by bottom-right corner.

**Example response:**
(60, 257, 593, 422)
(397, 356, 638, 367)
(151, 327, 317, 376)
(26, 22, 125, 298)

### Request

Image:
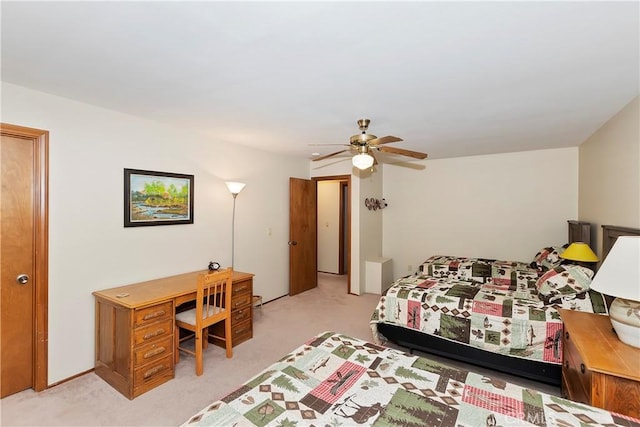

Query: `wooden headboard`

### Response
(568, 220, 592, 248)
(602, 224, 640, 261)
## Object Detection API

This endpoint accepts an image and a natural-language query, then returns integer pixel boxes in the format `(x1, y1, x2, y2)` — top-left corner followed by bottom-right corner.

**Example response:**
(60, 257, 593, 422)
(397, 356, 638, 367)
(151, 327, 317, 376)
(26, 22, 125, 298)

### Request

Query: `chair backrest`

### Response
(195, 268, 233, 329)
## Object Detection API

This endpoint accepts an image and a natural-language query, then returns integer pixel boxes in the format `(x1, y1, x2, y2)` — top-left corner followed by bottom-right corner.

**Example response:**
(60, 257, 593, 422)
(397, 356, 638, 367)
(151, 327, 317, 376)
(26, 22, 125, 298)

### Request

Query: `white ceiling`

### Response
(1, 1, 638, 161)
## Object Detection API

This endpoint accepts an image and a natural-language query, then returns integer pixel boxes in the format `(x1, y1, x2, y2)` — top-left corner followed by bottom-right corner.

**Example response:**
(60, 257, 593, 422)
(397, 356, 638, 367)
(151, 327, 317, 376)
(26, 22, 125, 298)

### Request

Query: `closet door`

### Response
(1, 124, 48, 397)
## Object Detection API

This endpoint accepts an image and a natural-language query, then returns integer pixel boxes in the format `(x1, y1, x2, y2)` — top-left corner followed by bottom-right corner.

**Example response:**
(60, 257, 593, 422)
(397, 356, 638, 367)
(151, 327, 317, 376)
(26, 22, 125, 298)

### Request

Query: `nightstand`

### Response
(559, 309, 640, 418)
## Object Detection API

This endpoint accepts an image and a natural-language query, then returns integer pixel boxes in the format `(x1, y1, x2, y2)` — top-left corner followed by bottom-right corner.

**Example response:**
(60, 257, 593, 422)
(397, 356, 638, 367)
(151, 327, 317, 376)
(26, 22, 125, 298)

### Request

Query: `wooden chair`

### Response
(175, 268, 233, 376)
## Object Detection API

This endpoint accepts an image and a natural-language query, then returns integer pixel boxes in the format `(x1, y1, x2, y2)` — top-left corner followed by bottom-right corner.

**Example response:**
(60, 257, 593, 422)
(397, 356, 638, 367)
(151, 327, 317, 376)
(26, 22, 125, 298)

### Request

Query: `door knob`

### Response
(16, 274, 29, 285)
(288, 241, 297, 246)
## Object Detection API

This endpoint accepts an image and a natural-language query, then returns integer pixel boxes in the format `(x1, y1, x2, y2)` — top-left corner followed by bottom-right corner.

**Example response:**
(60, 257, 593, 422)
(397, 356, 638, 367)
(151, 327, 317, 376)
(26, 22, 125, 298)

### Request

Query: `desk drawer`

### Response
(563, 330, 591, 404)
(232, 306, 252, 325)
(233, 320, 253, 346)
(134, 319, 172, 346)
(134, 302, 173, 328)
(133, 336, 173, 366)
(231, 293, 251, 310)
(209, 318, 253, 348)
(233, 320, 252, 341)
(232, 279, 252, 297)
(133, 354, 173, 396)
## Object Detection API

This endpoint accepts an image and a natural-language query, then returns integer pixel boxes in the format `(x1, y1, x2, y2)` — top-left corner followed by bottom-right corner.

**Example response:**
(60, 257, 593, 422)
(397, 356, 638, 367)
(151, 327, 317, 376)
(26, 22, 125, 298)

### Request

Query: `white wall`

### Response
(356, 167, 384, 294)
(578, 96, 640, 256)
(1, 82, 309, 384)
(317, 181, 340, 273)
(382, 148, 579, 278)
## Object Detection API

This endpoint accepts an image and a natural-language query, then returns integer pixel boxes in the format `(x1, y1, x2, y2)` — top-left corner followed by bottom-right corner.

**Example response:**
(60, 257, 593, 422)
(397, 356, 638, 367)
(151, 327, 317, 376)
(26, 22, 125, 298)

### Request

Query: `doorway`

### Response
(315, 175, 350, 292)
(0, 123, 49, 397)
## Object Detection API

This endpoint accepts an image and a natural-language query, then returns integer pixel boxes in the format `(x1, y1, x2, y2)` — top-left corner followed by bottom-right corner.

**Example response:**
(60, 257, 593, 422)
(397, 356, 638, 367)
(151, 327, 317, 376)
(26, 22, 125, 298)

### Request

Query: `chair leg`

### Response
(224, 318, 233, 358)
(195, 329, 203, 376)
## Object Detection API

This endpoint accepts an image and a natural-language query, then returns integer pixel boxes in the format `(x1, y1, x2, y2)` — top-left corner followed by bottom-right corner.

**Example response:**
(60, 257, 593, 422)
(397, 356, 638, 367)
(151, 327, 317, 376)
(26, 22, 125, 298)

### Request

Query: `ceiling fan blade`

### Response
(308, 143, 350, 146)
(369, 136, 403, 146)
(312, 149, 349, 161)
(377, 145, 428, 160)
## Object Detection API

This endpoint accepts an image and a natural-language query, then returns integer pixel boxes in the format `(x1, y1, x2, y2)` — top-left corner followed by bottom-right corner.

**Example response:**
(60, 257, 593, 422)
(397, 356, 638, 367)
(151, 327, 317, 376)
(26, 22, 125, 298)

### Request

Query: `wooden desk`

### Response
(93, 269, 254, 399)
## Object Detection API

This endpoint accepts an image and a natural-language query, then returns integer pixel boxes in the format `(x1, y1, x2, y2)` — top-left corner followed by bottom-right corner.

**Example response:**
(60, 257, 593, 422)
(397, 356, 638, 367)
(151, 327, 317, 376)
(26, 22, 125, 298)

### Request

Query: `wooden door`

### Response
(0, 124, 48, 397)
(289, 178, 317, 296)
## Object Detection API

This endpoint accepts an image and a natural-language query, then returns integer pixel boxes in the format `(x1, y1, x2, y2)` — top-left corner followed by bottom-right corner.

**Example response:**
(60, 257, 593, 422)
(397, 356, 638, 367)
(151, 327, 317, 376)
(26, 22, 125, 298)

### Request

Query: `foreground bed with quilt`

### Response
(181, 332, 638, 427)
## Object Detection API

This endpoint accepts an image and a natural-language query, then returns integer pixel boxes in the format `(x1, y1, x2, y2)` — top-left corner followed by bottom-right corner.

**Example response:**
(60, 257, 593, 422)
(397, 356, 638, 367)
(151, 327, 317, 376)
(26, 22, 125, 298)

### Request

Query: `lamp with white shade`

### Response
(225, 181, 246, 269)
(589, 236, 640, 348)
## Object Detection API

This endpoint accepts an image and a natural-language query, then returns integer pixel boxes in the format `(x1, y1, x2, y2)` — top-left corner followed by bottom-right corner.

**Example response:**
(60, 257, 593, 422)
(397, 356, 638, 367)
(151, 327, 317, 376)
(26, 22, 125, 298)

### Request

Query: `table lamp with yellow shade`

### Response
(559, 242, 600, 265)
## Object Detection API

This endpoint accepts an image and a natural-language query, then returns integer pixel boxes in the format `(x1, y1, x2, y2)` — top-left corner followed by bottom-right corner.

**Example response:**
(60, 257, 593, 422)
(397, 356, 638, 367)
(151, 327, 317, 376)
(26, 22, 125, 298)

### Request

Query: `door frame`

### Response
(1, 123, 49, 392)
(314, 175, 351, 293)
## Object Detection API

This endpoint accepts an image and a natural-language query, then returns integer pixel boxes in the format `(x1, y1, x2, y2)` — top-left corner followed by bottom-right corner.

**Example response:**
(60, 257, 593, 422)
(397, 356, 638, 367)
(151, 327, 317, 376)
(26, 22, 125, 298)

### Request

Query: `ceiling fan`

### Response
(312, 119, 428, 170)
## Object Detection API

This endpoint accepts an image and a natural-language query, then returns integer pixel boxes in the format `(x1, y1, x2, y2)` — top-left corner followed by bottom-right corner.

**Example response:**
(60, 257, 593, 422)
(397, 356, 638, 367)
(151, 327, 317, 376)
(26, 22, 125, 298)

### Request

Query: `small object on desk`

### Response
(208, 261, 220, 271)
(115, 293, 129, 298)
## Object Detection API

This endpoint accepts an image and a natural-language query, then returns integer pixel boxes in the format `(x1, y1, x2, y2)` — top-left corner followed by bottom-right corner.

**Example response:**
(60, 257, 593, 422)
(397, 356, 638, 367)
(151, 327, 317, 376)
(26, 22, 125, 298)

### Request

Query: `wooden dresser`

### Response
(559, 309, 640, 418)
(93, 270, 254, 399)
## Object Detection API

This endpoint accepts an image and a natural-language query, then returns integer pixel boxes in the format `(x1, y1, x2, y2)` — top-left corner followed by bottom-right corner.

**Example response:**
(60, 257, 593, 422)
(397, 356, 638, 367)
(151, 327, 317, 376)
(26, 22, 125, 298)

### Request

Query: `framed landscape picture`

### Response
(124, 168, 194, 227)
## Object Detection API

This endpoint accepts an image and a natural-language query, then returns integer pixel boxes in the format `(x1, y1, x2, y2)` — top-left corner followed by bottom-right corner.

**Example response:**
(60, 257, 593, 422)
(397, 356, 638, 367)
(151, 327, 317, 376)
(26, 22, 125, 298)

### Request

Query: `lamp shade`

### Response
(559, 242, 599, 262)
(590, 236, 640, 301)
(352, 153, 374, 170)
(590, 236, 640, 348)
(225, 181, 246, 195)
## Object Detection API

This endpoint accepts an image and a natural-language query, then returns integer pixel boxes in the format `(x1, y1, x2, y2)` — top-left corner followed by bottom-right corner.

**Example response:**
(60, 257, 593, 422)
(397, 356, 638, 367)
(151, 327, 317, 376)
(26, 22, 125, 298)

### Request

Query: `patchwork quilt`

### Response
(420, 255, 541, 284)
(371, 275, 607, 364)
(181, 332, 639, 427)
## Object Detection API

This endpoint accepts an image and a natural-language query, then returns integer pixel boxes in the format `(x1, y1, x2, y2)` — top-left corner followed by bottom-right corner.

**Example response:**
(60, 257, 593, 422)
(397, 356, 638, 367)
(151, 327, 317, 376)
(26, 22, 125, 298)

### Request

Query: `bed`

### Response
(181, 331, 640, 426)
(370, 220, 605, 386)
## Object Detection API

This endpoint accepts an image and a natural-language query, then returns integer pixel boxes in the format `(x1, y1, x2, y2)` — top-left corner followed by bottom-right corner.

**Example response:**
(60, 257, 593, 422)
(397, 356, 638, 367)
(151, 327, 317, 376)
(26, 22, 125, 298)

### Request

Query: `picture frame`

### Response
(124, 168, 194, 227)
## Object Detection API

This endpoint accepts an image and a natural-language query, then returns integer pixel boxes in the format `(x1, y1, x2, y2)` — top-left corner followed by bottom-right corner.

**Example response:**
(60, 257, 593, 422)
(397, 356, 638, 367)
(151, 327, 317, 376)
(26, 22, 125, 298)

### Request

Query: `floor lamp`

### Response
(225, 181, 246, 269)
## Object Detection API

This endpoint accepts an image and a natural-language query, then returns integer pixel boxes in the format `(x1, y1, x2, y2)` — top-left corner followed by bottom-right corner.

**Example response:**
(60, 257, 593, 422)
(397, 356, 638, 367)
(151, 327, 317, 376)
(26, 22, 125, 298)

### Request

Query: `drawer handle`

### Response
(143, 346, 167, 359)
(143, 328, 166, 340)
(233, 285, 249, 294)
(143, 310, 166, 320)
(580, 363, 585, 374)
(233, 301, 245, 308)
(143, 364, 166, 379)
(565, 332, 570, 340)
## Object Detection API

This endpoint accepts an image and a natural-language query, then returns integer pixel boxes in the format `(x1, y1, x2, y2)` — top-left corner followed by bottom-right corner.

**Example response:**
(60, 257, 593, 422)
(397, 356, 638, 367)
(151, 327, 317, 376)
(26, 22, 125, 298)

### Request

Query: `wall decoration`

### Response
(124, 168, 194, 227)
(365, 198, 387, 211)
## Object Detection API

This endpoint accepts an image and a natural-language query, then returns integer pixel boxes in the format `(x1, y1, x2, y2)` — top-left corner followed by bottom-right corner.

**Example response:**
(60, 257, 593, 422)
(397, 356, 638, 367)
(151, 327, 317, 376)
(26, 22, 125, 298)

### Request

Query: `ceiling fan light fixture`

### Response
(352, 153, 374, 170)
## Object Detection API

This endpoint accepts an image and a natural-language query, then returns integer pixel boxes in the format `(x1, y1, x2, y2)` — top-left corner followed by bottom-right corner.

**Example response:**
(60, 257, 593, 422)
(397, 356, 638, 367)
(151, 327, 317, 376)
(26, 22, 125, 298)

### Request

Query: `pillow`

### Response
(530, 245, 568, 271)
(536, 265, 594, 303)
